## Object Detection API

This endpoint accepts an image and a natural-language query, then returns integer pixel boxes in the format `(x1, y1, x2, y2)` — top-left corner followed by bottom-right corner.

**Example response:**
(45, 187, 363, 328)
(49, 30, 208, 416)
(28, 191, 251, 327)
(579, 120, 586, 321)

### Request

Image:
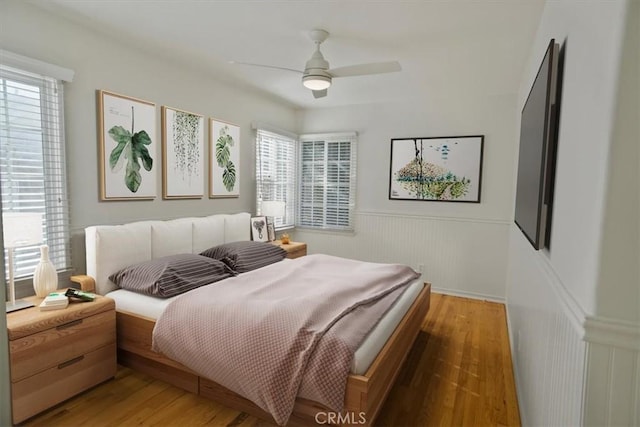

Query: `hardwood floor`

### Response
(23, 293, 520, 426)
(375, 294, 520, 427)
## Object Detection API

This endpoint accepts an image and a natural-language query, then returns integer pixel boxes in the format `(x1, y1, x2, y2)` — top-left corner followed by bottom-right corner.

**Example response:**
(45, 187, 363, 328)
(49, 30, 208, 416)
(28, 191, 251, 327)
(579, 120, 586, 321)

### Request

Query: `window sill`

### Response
(10, 269, 74, 299)
(292, 226, 356, 237)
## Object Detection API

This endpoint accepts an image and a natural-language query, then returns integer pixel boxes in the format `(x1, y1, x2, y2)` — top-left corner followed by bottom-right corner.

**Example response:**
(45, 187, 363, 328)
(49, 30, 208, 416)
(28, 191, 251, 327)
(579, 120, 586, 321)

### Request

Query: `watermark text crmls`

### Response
(314, 411, 367, 425)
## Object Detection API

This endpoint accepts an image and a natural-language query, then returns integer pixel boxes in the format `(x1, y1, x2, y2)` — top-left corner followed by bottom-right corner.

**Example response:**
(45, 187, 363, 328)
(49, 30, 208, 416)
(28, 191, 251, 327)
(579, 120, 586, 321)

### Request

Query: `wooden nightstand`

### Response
(271, 240, 307, 259)
(6, 292, 116, 424)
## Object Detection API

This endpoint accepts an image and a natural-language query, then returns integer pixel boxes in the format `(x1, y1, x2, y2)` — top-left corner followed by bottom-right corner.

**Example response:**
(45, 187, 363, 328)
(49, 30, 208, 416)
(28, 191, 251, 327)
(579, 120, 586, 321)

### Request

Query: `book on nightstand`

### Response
(39, 292, 69, 311)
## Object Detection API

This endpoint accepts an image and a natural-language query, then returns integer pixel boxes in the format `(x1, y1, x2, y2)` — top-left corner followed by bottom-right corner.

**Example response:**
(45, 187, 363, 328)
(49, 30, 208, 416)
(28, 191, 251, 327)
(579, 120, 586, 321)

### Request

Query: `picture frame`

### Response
(161, 106, 204, 199)
(266, 216, 276, 242)
(389, 135, 484, 203)
(98, 90, 157, 200)
(251, 216, 269, 242)
(209, 118, 240, 198)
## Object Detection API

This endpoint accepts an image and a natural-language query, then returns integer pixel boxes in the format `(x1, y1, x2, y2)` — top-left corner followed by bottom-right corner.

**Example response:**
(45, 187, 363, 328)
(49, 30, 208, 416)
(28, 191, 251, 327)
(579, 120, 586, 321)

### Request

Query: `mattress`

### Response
(108, 276, 423, 375)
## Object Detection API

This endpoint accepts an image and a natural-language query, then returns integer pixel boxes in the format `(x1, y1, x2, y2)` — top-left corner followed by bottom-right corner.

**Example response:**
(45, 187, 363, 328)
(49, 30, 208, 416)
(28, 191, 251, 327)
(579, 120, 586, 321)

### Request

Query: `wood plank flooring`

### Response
(23, 293, 520, 426)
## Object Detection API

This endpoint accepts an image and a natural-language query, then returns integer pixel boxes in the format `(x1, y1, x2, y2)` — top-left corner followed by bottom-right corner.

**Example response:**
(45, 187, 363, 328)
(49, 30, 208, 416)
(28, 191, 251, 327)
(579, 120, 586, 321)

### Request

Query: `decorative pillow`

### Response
(200, 241, 287, 273)
(109, 254, 235, 298)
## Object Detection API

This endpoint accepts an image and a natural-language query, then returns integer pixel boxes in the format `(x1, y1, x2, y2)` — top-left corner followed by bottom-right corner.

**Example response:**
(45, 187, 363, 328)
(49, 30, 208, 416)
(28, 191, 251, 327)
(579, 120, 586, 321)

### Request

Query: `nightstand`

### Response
(271, 240, 307, 259)
(6, 292, 116, 424)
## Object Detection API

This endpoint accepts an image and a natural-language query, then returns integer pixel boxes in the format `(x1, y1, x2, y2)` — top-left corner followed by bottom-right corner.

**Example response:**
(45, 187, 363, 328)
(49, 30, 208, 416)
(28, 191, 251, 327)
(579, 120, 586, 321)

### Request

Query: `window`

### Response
(1, 52, 73, 285)
(255, 129, 296, 229)
(298, 133, 357, 231)
(255, 128, 357, 232)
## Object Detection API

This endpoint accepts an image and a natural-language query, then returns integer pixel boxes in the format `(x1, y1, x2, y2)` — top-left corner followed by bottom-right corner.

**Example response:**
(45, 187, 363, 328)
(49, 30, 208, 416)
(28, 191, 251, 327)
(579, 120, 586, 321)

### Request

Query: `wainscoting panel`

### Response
(506, 227, 586, 426)
(293, 211, 511, 300)
(583, 317, 640, 427)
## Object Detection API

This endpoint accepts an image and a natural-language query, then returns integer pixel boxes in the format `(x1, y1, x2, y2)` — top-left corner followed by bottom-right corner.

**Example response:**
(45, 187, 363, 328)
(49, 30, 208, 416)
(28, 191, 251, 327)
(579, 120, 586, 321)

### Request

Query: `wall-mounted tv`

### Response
(514, 39, 562, 250)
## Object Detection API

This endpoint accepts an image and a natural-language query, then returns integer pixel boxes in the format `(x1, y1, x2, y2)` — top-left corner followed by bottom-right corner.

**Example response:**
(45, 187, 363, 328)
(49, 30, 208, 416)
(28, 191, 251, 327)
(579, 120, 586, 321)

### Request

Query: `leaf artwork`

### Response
(108, 106, 153, 193)
(215, 125, 236, 192)
(394, 139, 470, 200)
(172, 111, 201, 183)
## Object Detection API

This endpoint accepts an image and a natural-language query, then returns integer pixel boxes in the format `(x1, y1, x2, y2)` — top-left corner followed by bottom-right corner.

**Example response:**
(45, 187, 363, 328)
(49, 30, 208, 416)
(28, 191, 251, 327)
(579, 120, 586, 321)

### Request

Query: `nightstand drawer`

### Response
(12, 342, 117, 424)
(10, 310, 116, 382)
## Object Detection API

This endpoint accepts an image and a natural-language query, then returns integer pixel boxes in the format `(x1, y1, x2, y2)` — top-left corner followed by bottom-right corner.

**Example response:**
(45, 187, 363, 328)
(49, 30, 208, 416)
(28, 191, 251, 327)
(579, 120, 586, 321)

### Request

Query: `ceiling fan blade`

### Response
(312, 89, 328, 99)
(228, 61, 303, 74)
(329, 61, 401, 78)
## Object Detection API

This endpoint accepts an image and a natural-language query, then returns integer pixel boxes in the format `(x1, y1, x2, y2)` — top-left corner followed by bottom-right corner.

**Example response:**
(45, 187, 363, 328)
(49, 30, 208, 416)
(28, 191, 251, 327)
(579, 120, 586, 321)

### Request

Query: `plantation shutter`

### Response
(298, 132, 357, 231)
(0, 53, 73, 281)
(255, 128, 296, 229)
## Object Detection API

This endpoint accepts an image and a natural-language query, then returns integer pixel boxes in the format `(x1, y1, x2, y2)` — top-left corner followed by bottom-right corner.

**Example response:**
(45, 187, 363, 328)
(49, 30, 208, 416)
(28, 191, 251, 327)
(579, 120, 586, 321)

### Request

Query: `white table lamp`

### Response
(3, 212, 43, 312)
(261, 201, 286, 219)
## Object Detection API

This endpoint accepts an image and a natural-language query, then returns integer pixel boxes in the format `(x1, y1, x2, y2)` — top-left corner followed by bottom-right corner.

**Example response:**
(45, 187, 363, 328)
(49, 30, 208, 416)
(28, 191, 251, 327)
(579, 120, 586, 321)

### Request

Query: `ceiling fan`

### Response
(231, 29, 401, 98)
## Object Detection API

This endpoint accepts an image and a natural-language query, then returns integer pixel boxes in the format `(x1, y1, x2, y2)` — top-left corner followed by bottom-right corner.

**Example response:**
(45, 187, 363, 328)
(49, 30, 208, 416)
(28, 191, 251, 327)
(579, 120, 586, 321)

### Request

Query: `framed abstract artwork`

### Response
(98, 90, 157, 200)
(209, 118, 240, 198)
(389, 135, 484, 203)
(161, 106, 204, 199)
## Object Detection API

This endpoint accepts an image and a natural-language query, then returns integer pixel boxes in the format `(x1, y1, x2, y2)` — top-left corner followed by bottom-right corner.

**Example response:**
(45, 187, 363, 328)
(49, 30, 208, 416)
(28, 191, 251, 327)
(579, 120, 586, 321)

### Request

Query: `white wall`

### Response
(295, 94, 518, 300)
(506, 0, 638, 425)
(0, 0, 297, 275)
(595, 0, 639, 323)
(297, 96, 517, 219)
(534, 2, 628, 315)
(584, 3, 640, 424)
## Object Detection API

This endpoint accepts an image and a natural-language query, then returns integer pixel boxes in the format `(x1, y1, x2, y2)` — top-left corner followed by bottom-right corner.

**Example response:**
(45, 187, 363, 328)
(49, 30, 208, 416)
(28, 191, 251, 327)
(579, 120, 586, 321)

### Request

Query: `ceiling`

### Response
(37, 0, 545, 109)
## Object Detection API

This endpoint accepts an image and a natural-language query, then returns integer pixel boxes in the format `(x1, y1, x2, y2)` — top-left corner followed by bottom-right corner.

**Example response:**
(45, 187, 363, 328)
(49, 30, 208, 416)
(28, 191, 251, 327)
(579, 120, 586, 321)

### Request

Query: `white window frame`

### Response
(255, 126, 297, 229)
(1, 51, 73, 297)
(297, 132, 357, 231)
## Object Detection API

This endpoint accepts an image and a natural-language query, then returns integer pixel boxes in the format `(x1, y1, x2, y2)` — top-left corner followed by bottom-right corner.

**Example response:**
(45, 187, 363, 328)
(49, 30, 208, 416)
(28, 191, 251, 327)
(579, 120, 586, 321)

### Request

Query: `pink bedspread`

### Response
(152, 254, 419, 425)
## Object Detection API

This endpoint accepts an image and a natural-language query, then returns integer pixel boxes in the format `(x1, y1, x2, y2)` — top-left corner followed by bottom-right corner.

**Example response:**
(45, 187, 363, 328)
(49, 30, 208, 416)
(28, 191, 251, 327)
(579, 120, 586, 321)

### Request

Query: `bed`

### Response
(81, 212, 431, 426)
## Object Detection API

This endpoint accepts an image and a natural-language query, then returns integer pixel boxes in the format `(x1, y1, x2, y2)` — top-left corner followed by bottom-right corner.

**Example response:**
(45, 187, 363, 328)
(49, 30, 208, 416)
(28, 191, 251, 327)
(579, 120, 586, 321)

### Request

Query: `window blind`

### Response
(0, 65, 71, 280)
(256, 129, 296, 229)
(298, 133, 357, 231)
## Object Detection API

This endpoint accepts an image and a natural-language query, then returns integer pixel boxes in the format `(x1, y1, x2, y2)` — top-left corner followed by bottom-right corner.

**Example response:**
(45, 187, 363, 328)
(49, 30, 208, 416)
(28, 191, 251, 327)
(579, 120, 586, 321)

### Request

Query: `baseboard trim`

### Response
(431, 286, 505, 303)
(505, 304, 528, 426)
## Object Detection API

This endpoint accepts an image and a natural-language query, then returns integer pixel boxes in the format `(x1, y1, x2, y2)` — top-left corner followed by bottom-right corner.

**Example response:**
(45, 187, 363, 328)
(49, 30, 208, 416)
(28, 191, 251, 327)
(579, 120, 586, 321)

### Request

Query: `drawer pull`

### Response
(58, 355, 84, 369)
(56, 319, 83, 330)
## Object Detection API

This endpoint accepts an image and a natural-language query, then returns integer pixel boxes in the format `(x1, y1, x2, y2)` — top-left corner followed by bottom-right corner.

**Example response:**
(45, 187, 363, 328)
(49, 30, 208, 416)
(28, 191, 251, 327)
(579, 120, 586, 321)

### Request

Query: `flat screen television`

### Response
(514, 39, 562, 250)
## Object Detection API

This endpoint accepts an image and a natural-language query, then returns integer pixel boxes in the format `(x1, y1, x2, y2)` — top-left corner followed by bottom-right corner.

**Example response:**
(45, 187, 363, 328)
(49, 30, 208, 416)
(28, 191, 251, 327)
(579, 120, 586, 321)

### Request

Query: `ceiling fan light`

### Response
(302, 75, 331, 90)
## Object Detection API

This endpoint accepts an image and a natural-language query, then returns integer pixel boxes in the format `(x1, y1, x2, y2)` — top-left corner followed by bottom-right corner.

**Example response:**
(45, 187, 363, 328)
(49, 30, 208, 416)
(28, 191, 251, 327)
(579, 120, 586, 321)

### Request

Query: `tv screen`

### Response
(514, 39, 561, 250)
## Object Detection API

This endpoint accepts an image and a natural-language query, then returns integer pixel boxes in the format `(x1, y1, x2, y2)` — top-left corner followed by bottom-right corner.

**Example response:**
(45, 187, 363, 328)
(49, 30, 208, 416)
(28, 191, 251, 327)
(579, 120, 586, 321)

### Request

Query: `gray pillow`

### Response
(200, 241, 287, 273)
(109, 254, 235, 298)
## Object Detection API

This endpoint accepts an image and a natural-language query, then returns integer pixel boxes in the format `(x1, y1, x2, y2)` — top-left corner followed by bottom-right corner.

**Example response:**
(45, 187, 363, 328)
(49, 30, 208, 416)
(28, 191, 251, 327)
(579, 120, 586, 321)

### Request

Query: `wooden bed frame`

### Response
(110, 282, 431, 426)
(80, 215, 431, 426)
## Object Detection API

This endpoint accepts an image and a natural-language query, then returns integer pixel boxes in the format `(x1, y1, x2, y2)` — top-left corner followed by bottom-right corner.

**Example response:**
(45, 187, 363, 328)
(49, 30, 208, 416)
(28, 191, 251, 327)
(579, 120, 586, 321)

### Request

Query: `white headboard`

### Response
(85, 212, 250, 296)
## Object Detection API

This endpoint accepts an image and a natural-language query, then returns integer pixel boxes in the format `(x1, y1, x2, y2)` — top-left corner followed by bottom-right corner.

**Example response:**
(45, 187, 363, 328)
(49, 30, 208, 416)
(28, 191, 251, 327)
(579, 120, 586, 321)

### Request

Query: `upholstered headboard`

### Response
(85, 213, 251, 296)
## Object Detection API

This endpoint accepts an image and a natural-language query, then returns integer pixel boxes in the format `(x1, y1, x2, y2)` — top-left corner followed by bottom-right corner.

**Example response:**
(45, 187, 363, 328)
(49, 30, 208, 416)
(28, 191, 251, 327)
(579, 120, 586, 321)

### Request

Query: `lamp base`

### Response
(6, 299, 35, 313)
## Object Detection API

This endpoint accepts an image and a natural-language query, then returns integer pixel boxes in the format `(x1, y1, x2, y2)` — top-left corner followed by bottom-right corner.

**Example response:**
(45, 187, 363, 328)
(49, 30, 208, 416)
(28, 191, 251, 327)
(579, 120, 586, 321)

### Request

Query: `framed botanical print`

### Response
(209, 118, 240, 198)
(161, 106, 204, 199)
(98, 90, 157, 200)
